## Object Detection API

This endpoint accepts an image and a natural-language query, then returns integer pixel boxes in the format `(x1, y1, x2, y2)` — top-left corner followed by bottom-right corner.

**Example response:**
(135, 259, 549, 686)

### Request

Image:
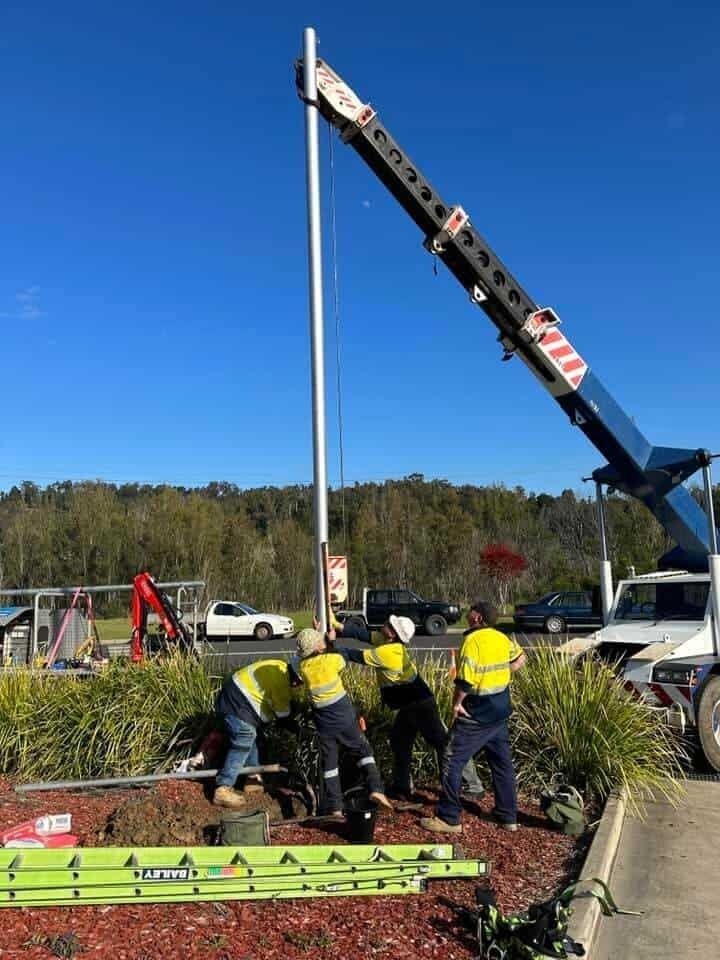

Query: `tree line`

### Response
(0, 476, 713, 614)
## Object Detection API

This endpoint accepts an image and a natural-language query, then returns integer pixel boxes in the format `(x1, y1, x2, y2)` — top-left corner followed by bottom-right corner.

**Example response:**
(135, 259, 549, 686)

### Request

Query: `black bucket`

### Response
(343, 787, 377, 844)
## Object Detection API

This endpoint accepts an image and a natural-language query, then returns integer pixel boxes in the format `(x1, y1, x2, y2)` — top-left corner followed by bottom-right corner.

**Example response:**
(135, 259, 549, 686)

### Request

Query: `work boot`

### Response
(495, 820, 518, 832)
(214, 786, 247, 809)
(369, 791, 394, 811)
(243, 774, 264, 795)
(420, 815, 462, 835)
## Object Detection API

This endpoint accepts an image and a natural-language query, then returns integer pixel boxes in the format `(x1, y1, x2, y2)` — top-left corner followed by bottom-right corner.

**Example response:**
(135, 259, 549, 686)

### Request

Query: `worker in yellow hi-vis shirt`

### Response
(421, 600, 525, 835)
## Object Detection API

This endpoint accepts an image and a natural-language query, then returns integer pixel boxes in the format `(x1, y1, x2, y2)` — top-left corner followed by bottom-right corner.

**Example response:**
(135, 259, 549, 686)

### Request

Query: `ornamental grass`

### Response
(0, 649, 682, 806)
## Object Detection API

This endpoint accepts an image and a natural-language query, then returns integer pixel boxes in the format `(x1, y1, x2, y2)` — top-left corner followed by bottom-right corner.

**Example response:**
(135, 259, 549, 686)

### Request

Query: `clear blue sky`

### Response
(1, 1, 718, 494)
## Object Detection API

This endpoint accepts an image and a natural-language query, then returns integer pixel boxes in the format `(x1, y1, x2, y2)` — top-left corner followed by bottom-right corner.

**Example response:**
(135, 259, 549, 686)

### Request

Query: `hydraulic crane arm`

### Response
(130, 572, 192, 661)
(296, 58, 714, 570)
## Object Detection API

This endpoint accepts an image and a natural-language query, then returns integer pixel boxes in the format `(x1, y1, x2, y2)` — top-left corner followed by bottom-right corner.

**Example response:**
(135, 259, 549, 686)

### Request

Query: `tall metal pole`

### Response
(303, 26, 329, 632)
(595, 482, 613, 624)
(702, 462, 720, 655)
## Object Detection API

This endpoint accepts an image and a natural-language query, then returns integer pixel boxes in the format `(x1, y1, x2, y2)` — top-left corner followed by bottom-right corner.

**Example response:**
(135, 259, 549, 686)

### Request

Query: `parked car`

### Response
(201, 602, 294, 642)
(337, 587, 461, 636)
(513, 589, 602, 634)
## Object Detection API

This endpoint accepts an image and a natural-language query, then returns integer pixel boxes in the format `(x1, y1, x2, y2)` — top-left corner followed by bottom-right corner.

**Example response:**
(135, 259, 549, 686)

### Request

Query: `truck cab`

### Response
(362, 588, 461, 636)
(579, 570, 720, 769)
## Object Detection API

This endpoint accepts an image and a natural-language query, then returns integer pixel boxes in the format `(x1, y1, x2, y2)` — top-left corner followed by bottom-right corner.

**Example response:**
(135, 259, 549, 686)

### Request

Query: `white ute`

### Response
(202, 602, 294, 642)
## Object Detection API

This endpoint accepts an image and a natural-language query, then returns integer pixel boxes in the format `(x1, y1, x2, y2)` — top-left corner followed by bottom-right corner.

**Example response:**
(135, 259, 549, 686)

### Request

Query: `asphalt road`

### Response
(200, 628, 570, 670)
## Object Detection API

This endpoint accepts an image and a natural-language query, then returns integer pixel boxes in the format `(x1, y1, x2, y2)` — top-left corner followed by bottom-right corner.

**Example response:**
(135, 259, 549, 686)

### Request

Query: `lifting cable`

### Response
(326, 122, 347, 550)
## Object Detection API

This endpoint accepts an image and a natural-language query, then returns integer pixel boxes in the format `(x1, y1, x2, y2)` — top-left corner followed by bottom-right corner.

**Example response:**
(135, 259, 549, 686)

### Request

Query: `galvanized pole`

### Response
(303, 26, 329, 632)
(595, 482, 613, 624)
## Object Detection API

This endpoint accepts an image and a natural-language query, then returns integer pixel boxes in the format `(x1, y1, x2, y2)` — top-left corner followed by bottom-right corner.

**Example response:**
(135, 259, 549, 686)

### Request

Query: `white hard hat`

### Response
(388, 615, 415, 645)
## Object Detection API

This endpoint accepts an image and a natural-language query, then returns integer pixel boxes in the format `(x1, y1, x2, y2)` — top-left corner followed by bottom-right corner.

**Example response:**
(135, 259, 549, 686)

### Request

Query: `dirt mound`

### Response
(98, 785, 310, 847)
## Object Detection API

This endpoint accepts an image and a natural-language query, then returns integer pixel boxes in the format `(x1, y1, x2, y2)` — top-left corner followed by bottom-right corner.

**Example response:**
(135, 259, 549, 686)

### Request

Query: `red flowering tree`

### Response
(479, 543, 527, 609)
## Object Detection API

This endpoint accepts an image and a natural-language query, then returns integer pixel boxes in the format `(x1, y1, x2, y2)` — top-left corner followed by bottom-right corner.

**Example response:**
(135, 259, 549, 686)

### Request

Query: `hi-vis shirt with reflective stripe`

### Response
(298, 652, 348, 709)
(362, 643, 418, 688)
(457, 628, 523, 696)
(232, 659, 292, 723)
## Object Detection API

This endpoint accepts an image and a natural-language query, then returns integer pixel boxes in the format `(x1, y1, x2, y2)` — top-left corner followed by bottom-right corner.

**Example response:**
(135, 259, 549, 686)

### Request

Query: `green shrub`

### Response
(0, 650, 682, 806)
(510, 646, 684, 809)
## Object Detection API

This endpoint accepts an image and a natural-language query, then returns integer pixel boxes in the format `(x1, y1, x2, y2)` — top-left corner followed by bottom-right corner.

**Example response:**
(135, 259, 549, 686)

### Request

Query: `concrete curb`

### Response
(567, 788, 627, 957)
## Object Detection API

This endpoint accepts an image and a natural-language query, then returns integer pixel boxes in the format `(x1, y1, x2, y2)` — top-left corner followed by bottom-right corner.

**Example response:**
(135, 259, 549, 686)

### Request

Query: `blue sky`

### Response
(1, 1, 718, 494)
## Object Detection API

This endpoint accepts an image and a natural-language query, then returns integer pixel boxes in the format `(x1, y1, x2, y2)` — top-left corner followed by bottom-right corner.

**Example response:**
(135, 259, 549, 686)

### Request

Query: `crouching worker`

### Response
(295, 628, 392, 816)
(333, 614, 484, 800)
(422, 601, 525, 835)
(214, 658, 299, 809)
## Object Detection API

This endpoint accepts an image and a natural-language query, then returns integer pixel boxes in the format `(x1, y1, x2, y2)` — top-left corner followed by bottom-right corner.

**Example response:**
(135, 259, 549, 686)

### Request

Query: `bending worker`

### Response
(422, 601, 525, 835)
(295, 627, 392, 815)
(213, 658, 299, 809)
(331, 614, 484, 800)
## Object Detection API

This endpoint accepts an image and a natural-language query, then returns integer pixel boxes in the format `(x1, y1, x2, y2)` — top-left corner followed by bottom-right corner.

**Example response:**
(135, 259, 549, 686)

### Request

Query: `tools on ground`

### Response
(0, 843, 489, 907)
(1, 814, 77, 849)
(473, 877, 640, 959)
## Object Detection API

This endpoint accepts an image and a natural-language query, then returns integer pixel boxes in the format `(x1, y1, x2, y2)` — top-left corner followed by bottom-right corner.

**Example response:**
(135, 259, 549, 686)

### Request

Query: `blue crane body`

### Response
(296, 58, 714, 572)
(296, 56, 720, 770)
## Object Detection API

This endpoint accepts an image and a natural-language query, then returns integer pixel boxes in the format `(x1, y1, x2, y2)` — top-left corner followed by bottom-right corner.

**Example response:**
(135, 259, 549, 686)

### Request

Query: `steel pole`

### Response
(303, 26, 329, 632)
(595, 482, 613, 624)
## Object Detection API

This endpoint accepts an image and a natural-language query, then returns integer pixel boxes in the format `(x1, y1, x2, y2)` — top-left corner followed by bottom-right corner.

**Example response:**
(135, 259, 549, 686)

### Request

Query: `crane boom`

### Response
(296, 58, 714, 570)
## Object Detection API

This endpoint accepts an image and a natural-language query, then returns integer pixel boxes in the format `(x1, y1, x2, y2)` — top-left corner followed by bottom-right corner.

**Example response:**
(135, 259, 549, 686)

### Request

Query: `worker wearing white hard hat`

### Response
(330, 612, 484, 801)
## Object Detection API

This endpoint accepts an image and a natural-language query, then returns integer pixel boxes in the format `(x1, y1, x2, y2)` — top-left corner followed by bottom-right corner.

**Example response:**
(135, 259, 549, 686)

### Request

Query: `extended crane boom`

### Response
(296, 58, 714, 570)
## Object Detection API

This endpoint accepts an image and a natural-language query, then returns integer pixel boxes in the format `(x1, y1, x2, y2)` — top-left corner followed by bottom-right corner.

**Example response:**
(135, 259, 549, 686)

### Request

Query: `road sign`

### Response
(328, 556, 348, 604)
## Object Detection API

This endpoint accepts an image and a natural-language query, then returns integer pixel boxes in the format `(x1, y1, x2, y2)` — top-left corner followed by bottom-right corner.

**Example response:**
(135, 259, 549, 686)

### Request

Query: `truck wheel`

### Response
(697, 676, 720, 772)
(424, 614, 447, 637)
(253, 622, 273, 642)
(544, 615, 566, 634)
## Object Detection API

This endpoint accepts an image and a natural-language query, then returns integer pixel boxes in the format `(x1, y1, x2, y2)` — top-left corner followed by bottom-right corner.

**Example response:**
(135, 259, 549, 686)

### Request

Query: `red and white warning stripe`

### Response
(624, 679, 694, 722)
(533, 328, 588, 394)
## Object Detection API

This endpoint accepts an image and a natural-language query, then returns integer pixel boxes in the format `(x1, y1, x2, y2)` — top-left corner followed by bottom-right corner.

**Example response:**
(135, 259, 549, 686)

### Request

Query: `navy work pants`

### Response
(437, 718, 517, 826)
(389, 697, 484, 794)
(317, 718, 384, 813)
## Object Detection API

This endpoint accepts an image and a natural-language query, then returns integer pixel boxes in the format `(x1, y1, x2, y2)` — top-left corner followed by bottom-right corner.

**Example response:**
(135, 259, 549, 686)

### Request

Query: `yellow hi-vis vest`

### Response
(232, 659, 292, 723)
(361, 643, 418, 688)
(298, 651, 348, 709)
(457, 627, 523, 696)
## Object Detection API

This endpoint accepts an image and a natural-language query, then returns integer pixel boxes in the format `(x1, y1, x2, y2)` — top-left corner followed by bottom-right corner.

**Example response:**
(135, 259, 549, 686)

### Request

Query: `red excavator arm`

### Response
(130, 572, 193, 662)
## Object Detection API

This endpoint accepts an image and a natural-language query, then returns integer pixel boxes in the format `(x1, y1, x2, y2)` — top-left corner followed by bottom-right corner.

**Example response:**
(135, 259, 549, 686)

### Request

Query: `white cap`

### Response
(296, 628, 324, 659)
(388, 615, 415, 645)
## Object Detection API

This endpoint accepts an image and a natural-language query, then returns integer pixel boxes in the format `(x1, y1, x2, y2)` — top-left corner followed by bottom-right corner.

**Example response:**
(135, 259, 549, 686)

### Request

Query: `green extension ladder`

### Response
(0, 843, 489, 907)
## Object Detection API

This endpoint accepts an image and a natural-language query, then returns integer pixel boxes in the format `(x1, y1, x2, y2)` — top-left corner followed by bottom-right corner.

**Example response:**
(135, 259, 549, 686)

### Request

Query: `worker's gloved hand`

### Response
(330, 610, 343, 631)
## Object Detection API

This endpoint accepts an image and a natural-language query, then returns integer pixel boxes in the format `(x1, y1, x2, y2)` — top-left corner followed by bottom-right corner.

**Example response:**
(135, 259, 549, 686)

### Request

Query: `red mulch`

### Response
(0, 777, 586, 959)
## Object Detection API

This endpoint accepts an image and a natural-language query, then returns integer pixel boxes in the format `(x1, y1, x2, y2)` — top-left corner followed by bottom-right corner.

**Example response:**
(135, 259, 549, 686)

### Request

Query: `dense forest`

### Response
(0, 476, 714, 613)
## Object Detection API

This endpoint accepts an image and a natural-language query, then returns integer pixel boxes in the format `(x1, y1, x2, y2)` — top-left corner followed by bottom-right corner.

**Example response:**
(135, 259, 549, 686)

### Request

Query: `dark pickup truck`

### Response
(338, 588, 462, 636)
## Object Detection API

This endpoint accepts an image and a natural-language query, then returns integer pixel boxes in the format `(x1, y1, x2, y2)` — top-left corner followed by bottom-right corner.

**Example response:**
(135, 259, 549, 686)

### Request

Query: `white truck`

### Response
(200, 602, 294, 643)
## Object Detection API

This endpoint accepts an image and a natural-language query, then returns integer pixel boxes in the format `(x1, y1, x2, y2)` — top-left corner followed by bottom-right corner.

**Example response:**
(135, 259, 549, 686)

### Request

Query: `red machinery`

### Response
(130, 572, 193, 662)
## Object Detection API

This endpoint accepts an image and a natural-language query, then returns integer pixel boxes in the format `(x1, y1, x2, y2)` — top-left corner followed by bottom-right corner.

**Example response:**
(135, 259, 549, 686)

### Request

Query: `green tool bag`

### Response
(217, 810, 269, 846)
(540, 785, 585, 837)
(474, 877, 640, 959)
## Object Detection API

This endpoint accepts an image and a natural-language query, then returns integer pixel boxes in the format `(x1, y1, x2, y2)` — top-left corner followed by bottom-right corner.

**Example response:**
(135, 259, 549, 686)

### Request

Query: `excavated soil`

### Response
(97, 783, 309, 846)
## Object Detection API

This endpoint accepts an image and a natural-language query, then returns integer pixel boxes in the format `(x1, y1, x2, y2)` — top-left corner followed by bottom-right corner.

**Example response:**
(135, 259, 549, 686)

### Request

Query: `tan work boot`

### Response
(420, 815, 462, 835)
(369, 791, 394, 811)
(243, 774, 264, 795)
(214, 785, 247, 809)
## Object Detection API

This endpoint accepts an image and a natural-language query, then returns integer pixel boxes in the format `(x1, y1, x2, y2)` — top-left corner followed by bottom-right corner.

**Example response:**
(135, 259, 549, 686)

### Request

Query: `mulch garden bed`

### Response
(0, 777, 588, 959)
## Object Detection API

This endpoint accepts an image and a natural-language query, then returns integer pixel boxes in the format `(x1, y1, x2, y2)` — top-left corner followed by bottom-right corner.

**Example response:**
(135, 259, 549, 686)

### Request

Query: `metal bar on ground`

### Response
(302, 25, 330, 633)
(14, 765, 285, 793)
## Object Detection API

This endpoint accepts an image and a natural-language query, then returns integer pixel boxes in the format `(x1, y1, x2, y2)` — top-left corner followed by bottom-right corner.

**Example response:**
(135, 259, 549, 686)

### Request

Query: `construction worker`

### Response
(421, 601, 525, 835)
(213, 658, 299, 809)
(295, 627, 392, 815)
(330, 614, 485, 800)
